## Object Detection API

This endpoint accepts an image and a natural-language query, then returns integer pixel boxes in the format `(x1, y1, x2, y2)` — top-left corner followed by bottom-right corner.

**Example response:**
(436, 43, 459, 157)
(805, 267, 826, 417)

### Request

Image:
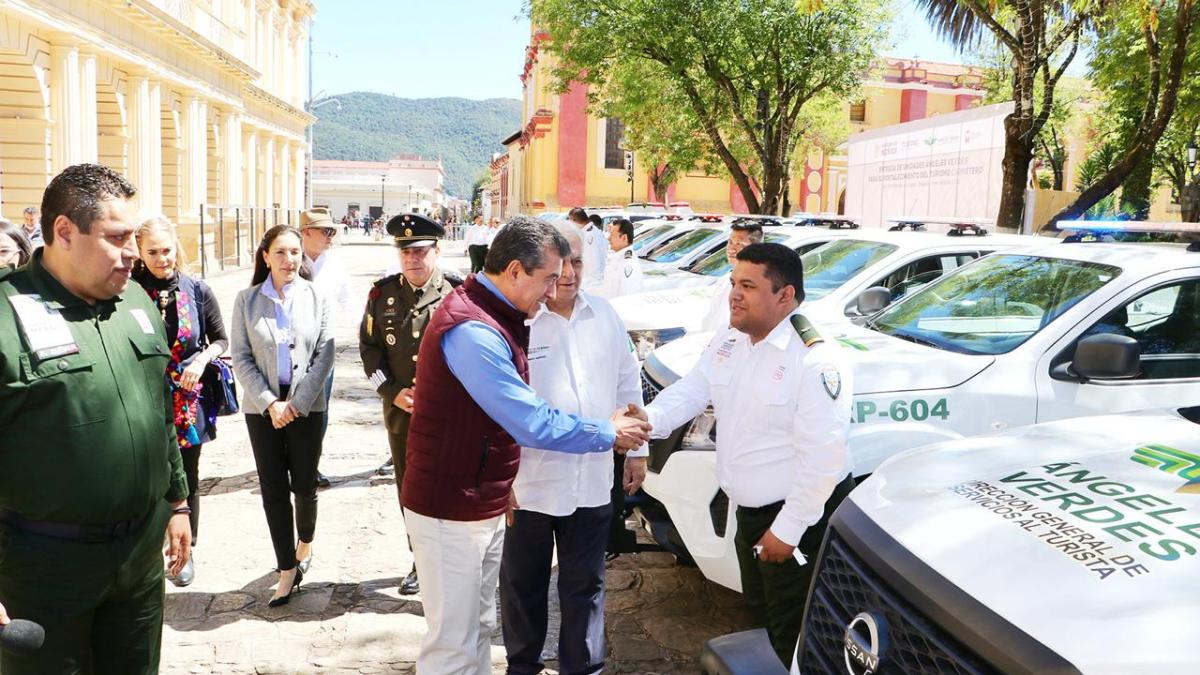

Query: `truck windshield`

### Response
(632, 225, 673, 253)
(870, 254, 1121, 355)
(800, 240, 899, 300)
(646, 228, 722, 263)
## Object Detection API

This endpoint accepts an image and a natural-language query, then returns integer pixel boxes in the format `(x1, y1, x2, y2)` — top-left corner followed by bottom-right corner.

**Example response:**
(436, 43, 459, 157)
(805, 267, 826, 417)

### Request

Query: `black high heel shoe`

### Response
(268, 566, 304, 608)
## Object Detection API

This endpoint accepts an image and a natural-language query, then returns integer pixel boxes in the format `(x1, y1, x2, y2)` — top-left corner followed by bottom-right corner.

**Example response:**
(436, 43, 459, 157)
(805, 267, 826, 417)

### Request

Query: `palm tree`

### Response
(913, 0, 1096, 231)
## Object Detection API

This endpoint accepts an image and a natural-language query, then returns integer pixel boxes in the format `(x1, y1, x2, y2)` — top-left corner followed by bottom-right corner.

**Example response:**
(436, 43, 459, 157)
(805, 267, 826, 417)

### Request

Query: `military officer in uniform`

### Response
(359, 213, 461, 596)
(0, 164, 191, 674)
(592, 217, 643, 299)
(641, 243, 854, 668)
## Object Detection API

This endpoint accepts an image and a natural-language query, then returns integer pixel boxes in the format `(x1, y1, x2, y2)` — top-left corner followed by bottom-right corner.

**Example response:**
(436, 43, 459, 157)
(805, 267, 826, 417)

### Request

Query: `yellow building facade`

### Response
(0, 0, 313, 268)
(494, 30, 987, 218)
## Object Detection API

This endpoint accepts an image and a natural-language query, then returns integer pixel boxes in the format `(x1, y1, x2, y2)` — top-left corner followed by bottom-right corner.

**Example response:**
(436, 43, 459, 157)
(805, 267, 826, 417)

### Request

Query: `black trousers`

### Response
(468, 244, 489, 273)
(499, 503, 612, 675)
(245, 412, 325, 571)
(181, 444, 201, 543)
(734, 474, 855, 668)
(385, 415, 414, 554)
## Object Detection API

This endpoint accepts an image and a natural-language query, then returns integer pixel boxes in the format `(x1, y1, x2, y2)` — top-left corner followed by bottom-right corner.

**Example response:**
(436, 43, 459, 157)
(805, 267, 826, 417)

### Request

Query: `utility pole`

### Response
(305, 30, 339, 209)
(381, 173, 387, 215)
(625, 150, 634, 204)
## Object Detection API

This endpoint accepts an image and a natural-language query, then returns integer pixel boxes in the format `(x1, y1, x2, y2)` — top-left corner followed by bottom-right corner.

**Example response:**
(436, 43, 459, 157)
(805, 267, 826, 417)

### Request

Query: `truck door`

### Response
(1036, 271, 1200, 421)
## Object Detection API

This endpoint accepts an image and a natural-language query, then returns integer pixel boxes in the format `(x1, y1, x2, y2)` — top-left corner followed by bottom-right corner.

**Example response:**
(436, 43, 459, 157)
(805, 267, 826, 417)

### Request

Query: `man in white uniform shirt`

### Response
(299, 207, 353, 488)
(568, 207, 607, 286)
(641, 243, 854, 668)
(500, 222, 647, 675)
(701, 220, 764, 333)
(592, 218, 642, 299)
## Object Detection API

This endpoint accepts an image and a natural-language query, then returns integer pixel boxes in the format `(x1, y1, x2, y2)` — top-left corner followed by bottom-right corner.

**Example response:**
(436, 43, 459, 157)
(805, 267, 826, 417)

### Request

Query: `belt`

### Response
(0, 507, 152, 543)
(737, 500, 785, 516)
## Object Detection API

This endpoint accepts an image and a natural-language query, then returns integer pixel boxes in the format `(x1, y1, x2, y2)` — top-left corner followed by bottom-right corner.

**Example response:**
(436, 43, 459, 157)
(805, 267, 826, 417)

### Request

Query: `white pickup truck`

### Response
(640, 235, 1200, 591)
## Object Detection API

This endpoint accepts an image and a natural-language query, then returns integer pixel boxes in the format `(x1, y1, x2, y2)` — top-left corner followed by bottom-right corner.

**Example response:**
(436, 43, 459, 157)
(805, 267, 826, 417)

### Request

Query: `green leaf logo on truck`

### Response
(1130, 444, 1200, 494)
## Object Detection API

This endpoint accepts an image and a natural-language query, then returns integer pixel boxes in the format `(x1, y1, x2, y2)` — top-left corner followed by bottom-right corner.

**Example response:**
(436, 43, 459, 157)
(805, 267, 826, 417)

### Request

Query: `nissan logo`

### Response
(843, 611, 888, 675)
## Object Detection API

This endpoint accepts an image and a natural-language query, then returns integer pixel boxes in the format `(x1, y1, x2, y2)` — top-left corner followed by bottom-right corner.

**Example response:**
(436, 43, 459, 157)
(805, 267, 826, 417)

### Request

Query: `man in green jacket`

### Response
(0, 164, 191, 675)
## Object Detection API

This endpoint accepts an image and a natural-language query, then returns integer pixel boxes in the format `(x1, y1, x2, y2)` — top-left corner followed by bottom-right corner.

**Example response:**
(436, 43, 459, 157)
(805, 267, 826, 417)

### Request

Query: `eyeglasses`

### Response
(308, 227, 337, 237)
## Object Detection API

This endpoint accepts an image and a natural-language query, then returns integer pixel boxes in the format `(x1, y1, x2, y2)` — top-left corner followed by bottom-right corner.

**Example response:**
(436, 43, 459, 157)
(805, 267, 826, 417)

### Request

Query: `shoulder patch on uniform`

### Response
(790, 314, 824, 347)
(373, 273, 401, 288)
(368, 286, 382, 301)
(820, 364, 842, 400)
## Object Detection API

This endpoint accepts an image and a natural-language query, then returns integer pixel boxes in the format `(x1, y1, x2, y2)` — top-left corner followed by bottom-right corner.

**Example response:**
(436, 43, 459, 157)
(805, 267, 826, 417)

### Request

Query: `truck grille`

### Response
(800, 531, 998, 675)
(640, 367, 663, 404)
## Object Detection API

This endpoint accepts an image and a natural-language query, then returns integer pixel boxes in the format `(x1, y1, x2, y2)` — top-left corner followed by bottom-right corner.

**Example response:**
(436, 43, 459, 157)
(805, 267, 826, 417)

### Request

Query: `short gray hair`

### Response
(483, 215, 570, 274)
(553, 221, 583, 250)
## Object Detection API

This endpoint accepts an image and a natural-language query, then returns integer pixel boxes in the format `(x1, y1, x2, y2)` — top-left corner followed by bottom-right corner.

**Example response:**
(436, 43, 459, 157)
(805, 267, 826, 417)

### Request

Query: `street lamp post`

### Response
(305, 33, 339, 209)
(381, 173, 387, 216)
(1184, 140, 1198, 221)
(408, 184, 413, 213)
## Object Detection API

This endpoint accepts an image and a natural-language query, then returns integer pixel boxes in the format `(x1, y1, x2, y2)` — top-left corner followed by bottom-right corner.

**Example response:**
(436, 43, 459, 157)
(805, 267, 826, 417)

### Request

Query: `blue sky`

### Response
(309, 1, 993, 101)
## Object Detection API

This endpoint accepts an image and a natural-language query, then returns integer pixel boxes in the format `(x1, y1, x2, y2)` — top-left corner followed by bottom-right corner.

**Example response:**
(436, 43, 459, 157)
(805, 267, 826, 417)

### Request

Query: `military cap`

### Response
(387, 213, 444, 248)
(299, 207, 335, 230)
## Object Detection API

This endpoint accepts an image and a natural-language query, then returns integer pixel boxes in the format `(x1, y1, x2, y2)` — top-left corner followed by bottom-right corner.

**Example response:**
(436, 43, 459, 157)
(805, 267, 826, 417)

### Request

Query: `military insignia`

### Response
(405, 228, 412, 237)
(366, 314, 374, 335)
(386, 334, 397, 346)
(625, 265, 633, 278)
(387, 297, 395, 306)
(820, 366, 842, 400)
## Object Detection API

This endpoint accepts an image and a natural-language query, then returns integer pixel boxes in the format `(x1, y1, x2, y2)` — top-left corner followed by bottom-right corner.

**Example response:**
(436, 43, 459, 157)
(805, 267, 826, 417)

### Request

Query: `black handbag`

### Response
(202, 357, 239, 417)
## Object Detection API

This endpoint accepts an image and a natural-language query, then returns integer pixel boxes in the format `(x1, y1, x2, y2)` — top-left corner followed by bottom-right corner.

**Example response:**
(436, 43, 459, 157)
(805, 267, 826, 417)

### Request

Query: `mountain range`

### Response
(312, 92, 523, 199)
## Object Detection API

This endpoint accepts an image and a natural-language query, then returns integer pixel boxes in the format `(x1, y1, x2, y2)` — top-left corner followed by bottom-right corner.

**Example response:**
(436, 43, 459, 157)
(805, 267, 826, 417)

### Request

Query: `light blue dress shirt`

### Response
(440, 274, 617, 453)
(260, 280, 295, 387)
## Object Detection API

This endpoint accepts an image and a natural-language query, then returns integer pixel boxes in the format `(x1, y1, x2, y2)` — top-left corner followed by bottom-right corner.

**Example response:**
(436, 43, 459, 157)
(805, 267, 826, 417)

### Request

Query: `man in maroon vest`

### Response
(401, 216, 650, 675)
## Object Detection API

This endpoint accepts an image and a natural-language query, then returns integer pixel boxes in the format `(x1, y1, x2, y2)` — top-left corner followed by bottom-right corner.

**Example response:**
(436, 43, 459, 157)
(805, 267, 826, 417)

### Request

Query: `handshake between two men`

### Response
(609, 404, 652, 453)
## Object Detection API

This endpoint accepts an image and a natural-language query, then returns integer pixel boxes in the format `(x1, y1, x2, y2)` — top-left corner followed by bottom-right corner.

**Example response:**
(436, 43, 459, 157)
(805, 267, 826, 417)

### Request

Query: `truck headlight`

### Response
(629, 327, 686, 361)
(680, 405, 717, 451)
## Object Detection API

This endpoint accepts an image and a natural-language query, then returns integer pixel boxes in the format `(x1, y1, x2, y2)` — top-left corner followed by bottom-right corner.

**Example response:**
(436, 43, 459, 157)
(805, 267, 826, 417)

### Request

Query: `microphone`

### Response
(0, 619, 45, 655)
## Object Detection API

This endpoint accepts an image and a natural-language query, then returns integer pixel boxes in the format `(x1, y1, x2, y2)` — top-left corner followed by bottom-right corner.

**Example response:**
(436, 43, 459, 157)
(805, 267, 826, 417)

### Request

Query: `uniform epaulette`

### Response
(790, 313, 824, 347)
(443, 270, 464, 287)
(624, 249, 634, 259)
(373, 272, 401, 288)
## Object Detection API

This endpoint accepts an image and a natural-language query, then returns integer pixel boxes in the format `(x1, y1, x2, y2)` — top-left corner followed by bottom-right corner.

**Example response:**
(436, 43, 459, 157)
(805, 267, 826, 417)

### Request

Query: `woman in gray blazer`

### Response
(231, 225, 335, 606)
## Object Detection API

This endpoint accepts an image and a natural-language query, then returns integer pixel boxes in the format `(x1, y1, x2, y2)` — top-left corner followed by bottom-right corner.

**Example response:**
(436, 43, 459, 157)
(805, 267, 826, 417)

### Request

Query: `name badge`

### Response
(528, 344, 550, 362)
(130, 308, 156, 335)
(8, 294, 79, 359)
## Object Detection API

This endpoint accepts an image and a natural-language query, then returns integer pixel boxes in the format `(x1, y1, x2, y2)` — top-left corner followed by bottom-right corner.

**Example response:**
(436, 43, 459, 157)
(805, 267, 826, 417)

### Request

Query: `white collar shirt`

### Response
(701, 274, 732, 333)
(592, 245, 643, 299)
(644, 309, 853, 545)
(580, 225, 608, 285)
(514, 291, 648, 516)
(305, 251, 353, 320)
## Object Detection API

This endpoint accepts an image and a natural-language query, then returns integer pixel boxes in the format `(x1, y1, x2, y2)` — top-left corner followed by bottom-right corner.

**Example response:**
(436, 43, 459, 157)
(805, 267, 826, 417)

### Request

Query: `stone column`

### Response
(49, 44, 83, 173)
(181, 96, 209, 218)
(264, 7, 276, 91)
(262, 133, 276, 210)
(222, 112, 243, 205)
(79, 51, 98, 164)
(128, 76, 163, 213)
(293, 143, 306, 210)
(276, 139, 291, 213)
(243, 129, 258, 207)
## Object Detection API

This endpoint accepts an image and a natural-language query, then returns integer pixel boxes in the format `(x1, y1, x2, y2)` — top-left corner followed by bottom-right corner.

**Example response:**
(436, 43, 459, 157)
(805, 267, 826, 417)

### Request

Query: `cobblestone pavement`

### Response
(161, 239, 751, 674)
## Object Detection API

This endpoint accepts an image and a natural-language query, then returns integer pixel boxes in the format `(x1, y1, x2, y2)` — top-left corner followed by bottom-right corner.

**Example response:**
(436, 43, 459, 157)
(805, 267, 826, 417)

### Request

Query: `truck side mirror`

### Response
(1072, 334, 1141, 380)
(855, 287, 892, 316)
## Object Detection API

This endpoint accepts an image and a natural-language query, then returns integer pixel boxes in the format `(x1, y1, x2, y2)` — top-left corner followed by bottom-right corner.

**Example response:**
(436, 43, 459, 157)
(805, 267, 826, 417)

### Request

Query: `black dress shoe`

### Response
(376, 457, 394, 475)
(316, 472, 331, 488)
(297, 554, 312, 575)
(268, 567, 304, 608)
(399, 566, 419, 595)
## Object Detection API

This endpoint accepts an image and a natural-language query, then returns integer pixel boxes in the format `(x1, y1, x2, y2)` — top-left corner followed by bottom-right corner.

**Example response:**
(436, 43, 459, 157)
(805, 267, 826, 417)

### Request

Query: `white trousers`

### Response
(405, 510, 506, 675)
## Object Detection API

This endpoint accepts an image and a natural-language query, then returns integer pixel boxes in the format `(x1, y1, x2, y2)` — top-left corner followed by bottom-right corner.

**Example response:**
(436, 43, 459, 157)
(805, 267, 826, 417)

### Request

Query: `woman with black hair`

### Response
(230, 225, 334, 606)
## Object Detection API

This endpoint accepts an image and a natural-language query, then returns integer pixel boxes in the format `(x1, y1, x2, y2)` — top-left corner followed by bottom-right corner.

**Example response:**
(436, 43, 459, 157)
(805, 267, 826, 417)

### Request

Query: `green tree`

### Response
(529, 0, 888, 215)
(1051, 0, 1198, 221)
(917, 0, 1101, 231)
